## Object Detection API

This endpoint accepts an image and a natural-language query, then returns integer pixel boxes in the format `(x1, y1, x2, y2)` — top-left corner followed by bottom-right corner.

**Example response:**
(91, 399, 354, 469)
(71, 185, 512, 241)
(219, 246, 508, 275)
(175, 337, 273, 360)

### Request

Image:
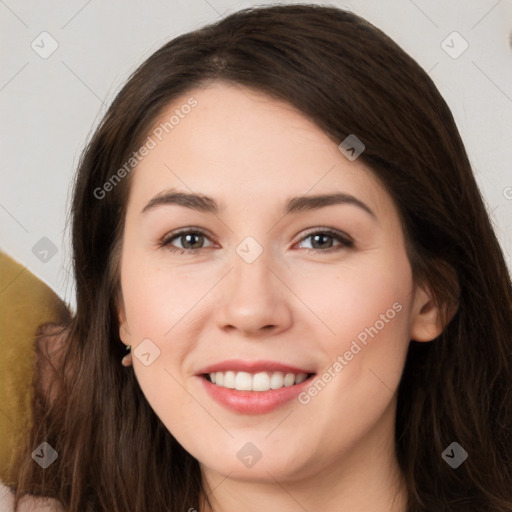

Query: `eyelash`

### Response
(158, 228, 354, 255)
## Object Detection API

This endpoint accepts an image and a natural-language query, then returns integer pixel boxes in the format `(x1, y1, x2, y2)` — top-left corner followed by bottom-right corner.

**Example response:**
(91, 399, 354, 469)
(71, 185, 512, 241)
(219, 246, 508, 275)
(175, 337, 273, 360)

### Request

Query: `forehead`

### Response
(128, 82, 390, 220)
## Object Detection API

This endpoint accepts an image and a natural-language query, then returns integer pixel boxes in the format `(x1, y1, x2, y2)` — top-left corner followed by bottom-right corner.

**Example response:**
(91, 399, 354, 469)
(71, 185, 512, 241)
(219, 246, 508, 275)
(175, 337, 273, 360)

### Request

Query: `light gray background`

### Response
(1, 0, 511, 314)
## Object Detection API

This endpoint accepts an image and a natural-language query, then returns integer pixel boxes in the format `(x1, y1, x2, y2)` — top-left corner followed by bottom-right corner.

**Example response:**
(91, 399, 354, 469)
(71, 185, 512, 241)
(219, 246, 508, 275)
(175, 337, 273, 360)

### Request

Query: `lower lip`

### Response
(198, 375, 315, 415)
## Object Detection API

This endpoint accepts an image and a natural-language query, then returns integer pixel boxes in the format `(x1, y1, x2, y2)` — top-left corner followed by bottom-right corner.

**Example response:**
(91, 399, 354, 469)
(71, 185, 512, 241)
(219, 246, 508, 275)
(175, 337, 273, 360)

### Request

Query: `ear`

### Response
(410, 284, 458, 342)
(116, 293, 131, 346)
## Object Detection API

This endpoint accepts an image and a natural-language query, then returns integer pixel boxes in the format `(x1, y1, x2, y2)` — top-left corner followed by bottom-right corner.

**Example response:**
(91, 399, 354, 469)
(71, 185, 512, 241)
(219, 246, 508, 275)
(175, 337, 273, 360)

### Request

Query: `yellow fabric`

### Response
(0, 251, 71, 485)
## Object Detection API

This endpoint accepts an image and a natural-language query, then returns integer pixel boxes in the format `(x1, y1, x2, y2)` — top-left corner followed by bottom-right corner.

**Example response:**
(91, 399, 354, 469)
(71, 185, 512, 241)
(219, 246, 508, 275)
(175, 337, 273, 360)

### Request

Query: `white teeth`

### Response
(270, 371, 284, 389)
(252, 372, 270, 391)
(207, 371, 310, 391)
(223, 371, 236, 389)
(235, 371, 253, 390)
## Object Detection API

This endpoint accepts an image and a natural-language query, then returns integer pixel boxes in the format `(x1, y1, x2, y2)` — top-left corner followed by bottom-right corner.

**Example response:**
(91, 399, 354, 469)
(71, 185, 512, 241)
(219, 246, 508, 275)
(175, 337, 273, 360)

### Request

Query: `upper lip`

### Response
(196, 359, 315, 375)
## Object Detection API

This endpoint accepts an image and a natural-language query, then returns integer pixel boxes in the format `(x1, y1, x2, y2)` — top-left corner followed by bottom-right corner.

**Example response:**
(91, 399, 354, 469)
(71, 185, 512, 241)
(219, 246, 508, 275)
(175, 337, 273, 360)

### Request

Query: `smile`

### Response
(195, 360, 317, 414)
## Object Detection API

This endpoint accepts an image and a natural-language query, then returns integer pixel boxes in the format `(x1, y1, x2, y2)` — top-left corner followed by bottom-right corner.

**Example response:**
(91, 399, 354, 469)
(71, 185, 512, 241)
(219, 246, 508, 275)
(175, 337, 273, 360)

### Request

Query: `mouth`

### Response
(195, 359, 316, 414)
(202, 371, 315, 392)
(195, 360, 317, 414)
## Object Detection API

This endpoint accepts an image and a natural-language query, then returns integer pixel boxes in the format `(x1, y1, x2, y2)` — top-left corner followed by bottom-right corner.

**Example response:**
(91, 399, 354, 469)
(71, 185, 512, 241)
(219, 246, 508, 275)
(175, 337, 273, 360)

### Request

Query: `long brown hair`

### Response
(11, 4, 512, 511)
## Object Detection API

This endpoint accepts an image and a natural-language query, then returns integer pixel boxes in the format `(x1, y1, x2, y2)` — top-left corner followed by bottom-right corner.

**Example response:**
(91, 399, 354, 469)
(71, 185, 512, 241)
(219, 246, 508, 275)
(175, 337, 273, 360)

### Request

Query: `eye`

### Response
(158, 227, 354, 255)
(159, 229, 214, 254)
(295, 229, 354, 252)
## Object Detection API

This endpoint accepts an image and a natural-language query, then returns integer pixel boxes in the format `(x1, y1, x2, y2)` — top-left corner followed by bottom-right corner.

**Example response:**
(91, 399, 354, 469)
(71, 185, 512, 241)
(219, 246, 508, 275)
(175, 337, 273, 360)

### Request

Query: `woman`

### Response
(9, 4, 512, 511)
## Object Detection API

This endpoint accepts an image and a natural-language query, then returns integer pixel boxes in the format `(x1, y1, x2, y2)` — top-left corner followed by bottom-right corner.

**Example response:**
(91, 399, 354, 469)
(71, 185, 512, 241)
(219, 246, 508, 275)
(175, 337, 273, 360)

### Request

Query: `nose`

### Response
(215, 246, 293, 337)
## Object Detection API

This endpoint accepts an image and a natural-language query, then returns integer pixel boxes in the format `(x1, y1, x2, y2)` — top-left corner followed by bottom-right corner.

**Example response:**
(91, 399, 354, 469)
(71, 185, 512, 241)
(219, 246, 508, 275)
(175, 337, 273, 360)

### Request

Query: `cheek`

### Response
(288, 258, 412, 457)
(294, 252, 413, 389)
(298, 254, 410, 334)
(121, 252, 201, 336)
(120, 252, 216, 391)
(120, 257, 206, 423)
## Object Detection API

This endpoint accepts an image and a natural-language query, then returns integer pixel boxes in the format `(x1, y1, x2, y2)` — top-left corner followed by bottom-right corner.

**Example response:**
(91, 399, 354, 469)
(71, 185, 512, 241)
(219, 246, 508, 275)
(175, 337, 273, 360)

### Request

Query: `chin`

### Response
(197, 448, 314, 483)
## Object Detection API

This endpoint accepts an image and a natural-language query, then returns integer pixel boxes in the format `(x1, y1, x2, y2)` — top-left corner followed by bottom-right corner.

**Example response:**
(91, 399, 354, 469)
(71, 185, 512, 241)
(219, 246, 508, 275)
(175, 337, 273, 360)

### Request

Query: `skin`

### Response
(117, 81, 447, 512)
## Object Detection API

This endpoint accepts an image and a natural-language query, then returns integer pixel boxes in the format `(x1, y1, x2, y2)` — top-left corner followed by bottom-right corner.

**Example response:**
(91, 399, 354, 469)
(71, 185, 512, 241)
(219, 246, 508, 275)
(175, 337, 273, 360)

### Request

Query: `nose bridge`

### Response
(230, 234, 277, 301)
(215, 233, 292, 334)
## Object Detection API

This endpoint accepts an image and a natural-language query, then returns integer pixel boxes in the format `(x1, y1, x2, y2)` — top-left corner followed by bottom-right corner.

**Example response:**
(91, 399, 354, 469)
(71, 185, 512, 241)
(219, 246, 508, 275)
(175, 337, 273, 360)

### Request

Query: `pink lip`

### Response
(195, 359, 314, 375)
(197, 373, 315, 415)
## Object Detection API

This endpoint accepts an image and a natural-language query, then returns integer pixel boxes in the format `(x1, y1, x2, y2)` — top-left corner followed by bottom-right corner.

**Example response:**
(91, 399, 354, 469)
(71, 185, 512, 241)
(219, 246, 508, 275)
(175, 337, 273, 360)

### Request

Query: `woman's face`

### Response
(117, 81, 438, 484)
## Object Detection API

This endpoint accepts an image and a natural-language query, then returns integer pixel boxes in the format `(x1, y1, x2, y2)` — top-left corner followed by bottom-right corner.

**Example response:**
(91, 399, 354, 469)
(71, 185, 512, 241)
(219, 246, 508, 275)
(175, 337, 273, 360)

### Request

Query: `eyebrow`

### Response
(141, 189, 377, 220)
